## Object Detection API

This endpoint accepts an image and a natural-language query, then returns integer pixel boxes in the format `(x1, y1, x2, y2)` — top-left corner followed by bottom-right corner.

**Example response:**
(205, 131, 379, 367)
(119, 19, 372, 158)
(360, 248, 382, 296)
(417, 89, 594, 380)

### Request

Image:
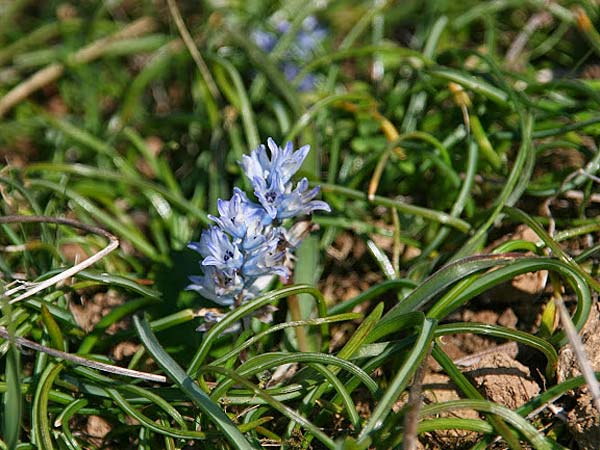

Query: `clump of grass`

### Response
(2, 1, 600, 449)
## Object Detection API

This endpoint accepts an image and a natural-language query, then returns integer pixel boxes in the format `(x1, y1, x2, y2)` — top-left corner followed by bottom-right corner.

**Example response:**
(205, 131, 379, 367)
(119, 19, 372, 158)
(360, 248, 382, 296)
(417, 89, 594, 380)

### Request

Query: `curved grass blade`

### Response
(122, 384, 187, 429)
(205, 365, 337, 450)
(209, 352, 379, 400)
(187, 285, 328, 375)
(504, 206, 600, 293)
(432, 344, 528, 450)
(454, 113, 533, 259)
(40, 304, 64, 351)
(300, 303, 385, 436)
(297, 44, 430, 84)
(427, 256, 591, 346)
(320, 183, 470, 233)
(225, 26, 301, 116)
(420, 399, 554, 450)
(27, 179, 159, 261)
(436, 322, 558, 379)
(357, 318, 437, 443)
(2, 345, 21, 450)
(284, 93, 370, 142)
(210, 313, 361, 367)
(419, 137, 478, 260)
(55, 399, 87, 450)
(76, 270, 161, 299)
(211, 56, 259, 151)
(418, 417, 494, 434)
(106, 388, 206, 439)
(133, 315, 259, 450)
(328, 279, 417, 315)
(370, 254, 523, 343)
(26, 163, 210, 224)
(428, 67, 509, 105)
(32, 363, 63, 449)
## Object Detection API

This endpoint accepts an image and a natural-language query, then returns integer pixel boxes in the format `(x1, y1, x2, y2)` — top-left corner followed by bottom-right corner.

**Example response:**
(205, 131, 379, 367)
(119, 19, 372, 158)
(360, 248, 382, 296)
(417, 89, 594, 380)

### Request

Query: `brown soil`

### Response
(418, 353, 540, 449)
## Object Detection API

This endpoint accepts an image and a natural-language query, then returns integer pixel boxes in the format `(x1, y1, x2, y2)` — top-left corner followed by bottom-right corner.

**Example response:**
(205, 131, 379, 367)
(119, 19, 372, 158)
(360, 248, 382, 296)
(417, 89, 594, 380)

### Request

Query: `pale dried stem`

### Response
(0, 326, 166, 383)
(0, 216, 119, 304)
(540, 166, 600, 414)
(556, 295, 600, 413)
(403, 345, 431, 450)
(0, 17, 157, 117)
(505, 12, 551, 68)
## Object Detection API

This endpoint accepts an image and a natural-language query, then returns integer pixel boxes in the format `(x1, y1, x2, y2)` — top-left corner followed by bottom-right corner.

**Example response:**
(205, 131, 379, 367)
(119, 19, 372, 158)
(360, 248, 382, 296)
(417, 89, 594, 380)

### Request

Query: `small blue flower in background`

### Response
(187, 138, 330, 331)
(295, 16, 327, 59)
(251, 29, 277, 53)
(194, 226, 244, 271)
(252, 15, 326, 91)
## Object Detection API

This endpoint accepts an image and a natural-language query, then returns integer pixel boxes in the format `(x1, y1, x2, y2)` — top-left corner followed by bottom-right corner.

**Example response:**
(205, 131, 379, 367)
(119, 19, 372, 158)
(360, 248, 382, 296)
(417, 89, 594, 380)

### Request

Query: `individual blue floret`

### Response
(296, 16, 327, 59)
(241, 227, 289, 280)
(251, 29, 277, 53)
(186, 266, 243, 306)
(208, 188, 268, 245)
(190, 226, 244, 271)
(275, 178, 330, 219)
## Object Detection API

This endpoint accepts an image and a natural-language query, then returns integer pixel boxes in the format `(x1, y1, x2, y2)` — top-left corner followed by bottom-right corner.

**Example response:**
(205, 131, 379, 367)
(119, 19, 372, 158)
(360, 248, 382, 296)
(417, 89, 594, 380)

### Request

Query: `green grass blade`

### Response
(436, 323, 558, 380)
(27, 179, 160, 261)
(358, 318, 436, 443)
(371, 254, 523, 342)
(206, 366, 337, 449)
(32, 363, 63, 449)
(320, 183, 471, 233)
(420, 399, 554, 450)
(209, 352, 379, 400)
(327, 279, 417, 315)
(210, 313, 361, 367)
(454, 112, 533, 258)
(427, 256, 591, 346)
(187, 285, 327, 375)
(2, 346, 21, 450)
(106, 388, 206, 439)
(504, 206, 600, 293)
(133, 315, 259, 450)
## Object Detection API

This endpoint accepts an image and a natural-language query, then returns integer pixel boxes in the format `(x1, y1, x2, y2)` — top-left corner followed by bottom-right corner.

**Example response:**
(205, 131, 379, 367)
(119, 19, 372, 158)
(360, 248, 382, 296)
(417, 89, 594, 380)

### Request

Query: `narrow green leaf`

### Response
(188, 285, 328, 375)
(133, 315, 259, 450)
(358, 318, 436, 442)
(420, 399, 554, 450)
(32, 363, 63, 449)
(41, 304, 64, 351)
(3, 346, 21, 450)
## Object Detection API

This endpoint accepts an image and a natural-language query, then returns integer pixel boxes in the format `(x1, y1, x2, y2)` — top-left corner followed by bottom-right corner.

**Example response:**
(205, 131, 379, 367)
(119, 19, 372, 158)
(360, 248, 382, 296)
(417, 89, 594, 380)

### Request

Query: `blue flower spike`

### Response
(187, 138, 330, 331)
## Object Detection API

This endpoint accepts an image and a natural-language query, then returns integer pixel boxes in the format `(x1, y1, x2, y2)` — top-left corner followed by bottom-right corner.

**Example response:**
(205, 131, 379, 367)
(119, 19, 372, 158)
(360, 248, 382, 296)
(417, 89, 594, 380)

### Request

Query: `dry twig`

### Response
(0, 215, 119, 304)
(0, 326, 166, 383)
